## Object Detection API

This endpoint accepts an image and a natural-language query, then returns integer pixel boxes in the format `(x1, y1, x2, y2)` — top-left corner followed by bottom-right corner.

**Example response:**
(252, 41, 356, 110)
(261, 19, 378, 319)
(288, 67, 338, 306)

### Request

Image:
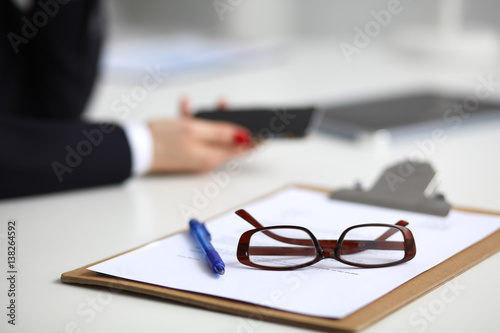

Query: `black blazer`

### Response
(0, 0, 132, 199)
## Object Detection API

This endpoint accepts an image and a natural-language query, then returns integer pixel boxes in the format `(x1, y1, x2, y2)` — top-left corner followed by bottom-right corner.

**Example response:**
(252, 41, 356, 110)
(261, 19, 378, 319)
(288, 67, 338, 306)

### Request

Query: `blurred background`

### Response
(95, 0, 500, 120)
(106, 0, 500, 40)
(100, 0, 500, 86)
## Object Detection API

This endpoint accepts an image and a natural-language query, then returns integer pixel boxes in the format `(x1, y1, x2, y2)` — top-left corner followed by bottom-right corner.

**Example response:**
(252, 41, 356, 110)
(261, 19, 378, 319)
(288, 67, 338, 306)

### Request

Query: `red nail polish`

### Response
(233, 130, 252, 145)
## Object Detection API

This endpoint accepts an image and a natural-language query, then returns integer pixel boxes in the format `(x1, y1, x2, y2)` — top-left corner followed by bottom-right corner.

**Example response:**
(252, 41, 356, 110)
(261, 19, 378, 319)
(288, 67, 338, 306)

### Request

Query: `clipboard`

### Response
(61, 162, 500, 332)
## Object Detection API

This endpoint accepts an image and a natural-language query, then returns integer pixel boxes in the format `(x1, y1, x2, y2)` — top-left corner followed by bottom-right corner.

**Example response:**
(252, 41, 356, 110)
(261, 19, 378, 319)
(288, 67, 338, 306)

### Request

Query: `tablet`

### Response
(318, 92, 500, 142)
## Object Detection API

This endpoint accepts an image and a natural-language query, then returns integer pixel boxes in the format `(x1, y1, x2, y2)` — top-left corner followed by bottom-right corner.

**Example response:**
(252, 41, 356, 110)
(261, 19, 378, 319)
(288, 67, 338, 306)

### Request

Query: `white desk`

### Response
(1, 39, 500, 333)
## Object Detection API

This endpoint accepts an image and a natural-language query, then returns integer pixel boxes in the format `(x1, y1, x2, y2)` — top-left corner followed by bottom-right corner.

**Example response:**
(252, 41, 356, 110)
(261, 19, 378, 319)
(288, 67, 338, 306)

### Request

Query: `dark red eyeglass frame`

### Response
(235, 209, 417, 270)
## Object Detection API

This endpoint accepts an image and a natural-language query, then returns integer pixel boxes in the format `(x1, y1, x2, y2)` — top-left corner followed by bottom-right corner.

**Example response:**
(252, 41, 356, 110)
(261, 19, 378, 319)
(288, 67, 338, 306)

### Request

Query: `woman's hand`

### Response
(148, 97, 253, 173)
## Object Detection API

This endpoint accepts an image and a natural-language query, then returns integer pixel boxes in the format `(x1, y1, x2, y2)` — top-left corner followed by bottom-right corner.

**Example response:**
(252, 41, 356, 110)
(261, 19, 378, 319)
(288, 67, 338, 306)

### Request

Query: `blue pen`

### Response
(189, 219, 225, 275)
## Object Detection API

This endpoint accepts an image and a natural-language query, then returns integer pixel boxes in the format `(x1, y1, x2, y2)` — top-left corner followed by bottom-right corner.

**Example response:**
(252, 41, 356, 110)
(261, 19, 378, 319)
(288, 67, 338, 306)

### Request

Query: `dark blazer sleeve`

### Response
(0, 0, 132, 199)
(0, 116, 132, 198)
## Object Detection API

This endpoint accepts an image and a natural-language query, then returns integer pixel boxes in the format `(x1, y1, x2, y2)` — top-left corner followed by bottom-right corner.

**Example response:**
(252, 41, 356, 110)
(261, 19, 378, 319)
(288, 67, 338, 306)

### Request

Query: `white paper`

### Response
(88, 187, 500, 319)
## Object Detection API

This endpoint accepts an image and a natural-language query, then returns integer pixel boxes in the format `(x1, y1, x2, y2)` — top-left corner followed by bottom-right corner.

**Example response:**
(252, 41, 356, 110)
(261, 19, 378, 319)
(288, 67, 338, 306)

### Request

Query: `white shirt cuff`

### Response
(121, 122, 154, 176)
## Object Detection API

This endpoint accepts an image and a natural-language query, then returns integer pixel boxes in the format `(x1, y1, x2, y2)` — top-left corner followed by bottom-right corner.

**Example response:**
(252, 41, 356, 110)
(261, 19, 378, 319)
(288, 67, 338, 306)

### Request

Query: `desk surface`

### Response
(1, 39, 500, 333)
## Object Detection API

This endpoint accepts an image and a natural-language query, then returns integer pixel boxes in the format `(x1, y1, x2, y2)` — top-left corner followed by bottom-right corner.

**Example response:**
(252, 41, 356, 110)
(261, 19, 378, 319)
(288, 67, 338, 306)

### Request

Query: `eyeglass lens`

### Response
(339, 226, 405, 266)
(248, 228, 317, 268)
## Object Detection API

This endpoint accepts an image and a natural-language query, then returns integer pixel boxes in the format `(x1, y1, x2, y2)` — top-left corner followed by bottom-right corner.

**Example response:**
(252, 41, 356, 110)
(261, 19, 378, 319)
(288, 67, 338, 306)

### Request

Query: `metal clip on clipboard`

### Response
(330, 161, 452, 217)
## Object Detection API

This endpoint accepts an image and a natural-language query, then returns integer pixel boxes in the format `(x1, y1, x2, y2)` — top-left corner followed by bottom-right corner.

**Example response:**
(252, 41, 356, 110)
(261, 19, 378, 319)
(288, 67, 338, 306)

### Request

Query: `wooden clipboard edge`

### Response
(61, 184, 500, 332)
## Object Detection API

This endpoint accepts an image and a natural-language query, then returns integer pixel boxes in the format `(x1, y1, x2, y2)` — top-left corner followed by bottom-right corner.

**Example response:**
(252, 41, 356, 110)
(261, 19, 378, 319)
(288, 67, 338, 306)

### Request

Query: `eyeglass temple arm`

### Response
(248, 238, 406, 256)
(377, 220, 408, 240)
(248, 246, 318, 256)
(235, 209, 266, 228)
(235, 209, 313, 246)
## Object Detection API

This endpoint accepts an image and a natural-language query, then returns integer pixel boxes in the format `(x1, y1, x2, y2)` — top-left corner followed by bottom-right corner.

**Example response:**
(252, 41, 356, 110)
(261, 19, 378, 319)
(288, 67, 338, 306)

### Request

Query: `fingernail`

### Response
(233, 130, 252, 145)
(217, 98, 228, 111)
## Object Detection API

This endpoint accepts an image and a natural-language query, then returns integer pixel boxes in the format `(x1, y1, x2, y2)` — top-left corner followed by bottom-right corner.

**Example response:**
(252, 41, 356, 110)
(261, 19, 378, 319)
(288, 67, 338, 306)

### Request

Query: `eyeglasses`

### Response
(235, 209, 416, 270)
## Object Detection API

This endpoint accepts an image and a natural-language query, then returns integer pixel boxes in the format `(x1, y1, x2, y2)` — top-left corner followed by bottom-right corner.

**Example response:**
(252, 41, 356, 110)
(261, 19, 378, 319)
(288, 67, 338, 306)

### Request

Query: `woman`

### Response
(0, 0, 253, 199)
